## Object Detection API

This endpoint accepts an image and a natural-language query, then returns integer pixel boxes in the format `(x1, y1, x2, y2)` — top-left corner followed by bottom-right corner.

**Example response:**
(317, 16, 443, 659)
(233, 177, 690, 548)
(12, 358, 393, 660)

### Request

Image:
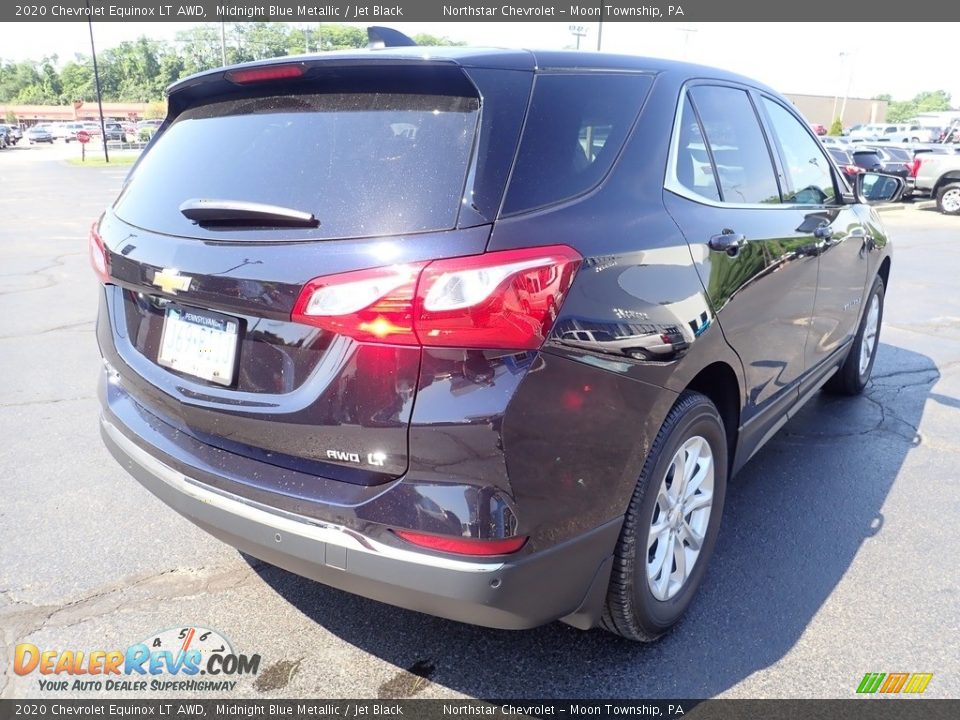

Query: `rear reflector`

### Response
(225, 64, 305, 84)
(89, 222, 110, 284)
(393, 530, 528, 556)
(292, 246, 582, 349)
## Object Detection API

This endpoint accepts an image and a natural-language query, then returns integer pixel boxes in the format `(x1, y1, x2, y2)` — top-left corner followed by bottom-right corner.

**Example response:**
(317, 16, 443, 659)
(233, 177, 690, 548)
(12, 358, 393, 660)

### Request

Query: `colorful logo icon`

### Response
(857, 672, 933, 694)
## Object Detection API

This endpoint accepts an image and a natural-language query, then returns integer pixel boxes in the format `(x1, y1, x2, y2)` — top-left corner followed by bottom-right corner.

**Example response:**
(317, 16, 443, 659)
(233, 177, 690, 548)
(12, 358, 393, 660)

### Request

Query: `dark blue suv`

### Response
(94, 45, 901, 641)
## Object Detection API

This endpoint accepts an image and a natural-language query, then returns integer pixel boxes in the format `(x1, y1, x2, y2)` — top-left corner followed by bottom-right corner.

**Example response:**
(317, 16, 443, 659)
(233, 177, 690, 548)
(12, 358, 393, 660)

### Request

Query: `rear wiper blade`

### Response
(179, 198, 319, 228)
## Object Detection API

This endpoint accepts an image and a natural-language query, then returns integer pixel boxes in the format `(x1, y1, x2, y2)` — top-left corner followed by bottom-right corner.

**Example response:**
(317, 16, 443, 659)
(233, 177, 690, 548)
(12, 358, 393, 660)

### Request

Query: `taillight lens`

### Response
(292, 263, 426, 345)
(908, 158, 921, 178)
(88, 222, 110, 284)
(843, 164, 864, 175)
(291, 246, 582, 349)
(393, 530, 528, 556)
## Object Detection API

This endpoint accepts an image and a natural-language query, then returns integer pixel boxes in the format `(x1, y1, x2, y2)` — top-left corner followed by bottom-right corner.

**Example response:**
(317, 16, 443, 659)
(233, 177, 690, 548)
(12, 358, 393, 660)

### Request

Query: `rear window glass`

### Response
(882, 147, 911, 161)
(502, 73, 651, 215)
(114, 93, 480, 239)
(828, 148, 852, 164)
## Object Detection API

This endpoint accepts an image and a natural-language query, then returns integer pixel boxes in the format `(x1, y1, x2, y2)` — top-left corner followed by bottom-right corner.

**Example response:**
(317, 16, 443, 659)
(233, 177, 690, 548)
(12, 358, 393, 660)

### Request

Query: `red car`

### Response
(809, 122, 828, 136)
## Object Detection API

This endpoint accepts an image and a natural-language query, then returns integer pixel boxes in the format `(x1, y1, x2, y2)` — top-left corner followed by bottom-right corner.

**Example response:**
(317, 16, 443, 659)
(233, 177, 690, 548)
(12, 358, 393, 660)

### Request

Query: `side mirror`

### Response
(856, 172, 905, 205)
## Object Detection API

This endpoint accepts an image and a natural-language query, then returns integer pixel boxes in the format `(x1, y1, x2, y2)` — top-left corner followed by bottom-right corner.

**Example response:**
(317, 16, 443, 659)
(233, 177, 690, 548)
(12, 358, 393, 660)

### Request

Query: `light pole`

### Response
(85, 0, 108, 163)
(677, 26, 698, 60)
(569, 24, 587, 50)
(220, 22, 227, 66)
(839, 52, 856, 127)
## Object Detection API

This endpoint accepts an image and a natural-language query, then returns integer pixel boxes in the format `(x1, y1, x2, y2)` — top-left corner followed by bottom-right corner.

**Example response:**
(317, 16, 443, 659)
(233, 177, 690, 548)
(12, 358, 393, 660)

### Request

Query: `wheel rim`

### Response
(859, 293, 880, 376)
(646, 435, 714, 602)
(941, 188, 960, 213)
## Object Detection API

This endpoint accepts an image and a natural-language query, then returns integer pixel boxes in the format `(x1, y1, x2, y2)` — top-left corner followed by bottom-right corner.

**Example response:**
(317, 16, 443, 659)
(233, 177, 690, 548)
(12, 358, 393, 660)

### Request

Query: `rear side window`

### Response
(114, 92, 479, 240)
(687, 86, 781, 204)
(502, 73, 651, 215)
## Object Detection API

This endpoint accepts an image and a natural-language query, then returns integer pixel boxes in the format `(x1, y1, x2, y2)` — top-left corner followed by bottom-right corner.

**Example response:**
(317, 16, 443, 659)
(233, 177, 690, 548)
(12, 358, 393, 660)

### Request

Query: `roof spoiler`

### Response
(367, 26, 418, 49)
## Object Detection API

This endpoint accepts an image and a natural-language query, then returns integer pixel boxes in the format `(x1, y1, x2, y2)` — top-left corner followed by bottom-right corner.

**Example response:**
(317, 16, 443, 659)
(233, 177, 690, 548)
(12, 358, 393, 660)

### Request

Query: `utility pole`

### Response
(569, 24, 587, 50)
(220, 22, 227, 66)
(839, 52, 856, 126)
(85, 0, 108, 163)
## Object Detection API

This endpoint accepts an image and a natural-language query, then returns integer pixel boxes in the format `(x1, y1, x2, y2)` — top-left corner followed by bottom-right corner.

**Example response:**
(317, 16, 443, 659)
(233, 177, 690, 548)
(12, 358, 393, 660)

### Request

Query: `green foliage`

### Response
(885, 90, 952, 123)
(5, 110, 16, 124)
(412, 33, 467, 47)
(2, 23, 458, 105)
(829, 118, 843, 136)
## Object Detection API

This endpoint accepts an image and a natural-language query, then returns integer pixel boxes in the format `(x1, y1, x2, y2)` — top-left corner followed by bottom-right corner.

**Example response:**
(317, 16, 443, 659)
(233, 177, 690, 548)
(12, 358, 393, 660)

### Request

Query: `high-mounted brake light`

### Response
(225, 64, 305, 84)
(393, 530, 528, 557)
(291, 246, 582, 349)
(88, 222, 110, 284)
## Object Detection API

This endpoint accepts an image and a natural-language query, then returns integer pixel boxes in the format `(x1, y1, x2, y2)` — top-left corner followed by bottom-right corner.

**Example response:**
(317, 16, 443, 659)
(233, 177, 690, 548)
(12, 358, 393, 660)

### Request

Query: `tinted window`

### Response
(502, 73, 651, 215)
(828, 148, 852, 164)
(882, 147, 911, 161)
(114, 92, 479, 239)
(761, 98, 835, 205)
(853, 151, 882, 168)
(674, 95, 721, 201)
(688, 86, 780, 204)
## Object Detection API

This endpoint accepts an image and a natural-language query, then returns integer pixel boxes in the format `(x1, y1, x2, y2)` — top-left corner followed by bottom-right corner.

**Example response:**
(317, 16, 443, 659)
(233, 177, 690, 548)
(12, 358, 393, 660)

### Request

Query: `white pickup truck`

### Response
(913, 149, 960, 214)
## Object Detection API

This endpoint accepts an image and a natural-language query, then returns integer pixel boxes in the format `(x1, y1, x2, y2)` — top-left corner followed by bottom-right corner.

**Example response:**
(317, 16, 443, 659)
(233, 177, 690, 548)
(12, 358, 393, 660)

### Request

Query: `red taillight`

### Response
(88, 222, 110, 284)
(225, 64, 305, 84)
(908, 158, 922, 178)
(843, 164, 864, 175)
(291, 246, 582, 349)
(393, 530, 528, 556)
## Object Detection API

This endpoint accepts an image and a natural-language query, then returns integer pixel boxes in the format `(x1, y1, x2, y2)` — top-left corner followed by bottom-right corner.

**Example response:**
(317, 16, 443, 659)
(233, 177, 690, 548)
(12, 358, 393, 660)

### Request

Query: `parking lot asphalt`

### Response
(1, 142, 958, 700)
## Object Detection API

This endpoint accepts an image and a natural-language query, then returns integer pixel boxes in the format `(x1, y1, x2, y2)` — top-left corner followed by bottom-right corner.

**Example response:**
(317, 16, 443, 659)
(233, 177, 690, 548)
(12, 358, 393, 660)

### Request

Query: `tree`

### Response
(829, 118, 843, 136)
(412, 33, 466, 46)
(881, 90, 952, 123)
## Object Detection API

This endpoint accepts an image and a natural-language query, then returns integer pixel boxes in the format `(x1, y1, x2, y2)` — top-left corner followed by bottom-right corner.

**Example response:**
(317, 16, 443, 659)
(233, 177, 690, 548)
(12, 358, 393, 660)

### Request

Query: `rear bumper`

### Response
(100, 413, 620, 631)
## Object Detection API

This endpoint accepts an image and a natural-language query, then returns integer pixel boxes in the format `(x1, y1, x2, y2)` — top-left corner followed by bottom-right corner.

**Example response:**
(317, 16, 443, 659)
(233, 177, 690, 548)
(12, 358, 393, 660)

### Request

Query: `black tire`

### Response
(825, 274, 885, 395)
(602, 391, 728, 642)
(935, 182, 960, 216)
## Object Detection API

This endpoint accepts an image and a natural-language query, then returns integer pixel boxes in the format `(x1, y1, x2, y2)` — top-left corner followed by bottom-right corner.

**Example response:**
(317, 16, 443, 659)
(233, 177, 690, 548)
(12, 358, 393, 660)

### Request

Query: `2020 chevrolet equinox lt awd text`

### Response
(94, 44, 902, 641)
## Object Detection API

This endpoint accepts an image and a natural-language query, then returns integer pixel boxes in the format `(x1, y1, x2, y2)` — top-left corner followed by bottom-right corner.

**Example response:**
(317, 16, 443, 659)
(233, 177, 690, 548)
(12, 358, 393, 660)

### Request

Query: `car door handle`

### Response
(708, 231, 747, 257)
(813, 224, 833, 240)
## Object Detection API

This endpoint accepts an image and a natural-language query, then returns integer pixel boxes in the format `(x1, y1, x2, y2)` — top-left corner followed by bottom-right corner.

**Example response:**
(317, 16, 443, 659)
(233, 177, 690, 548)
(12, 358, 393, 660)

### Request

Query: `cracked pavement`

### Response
(1, 143, 958, 700)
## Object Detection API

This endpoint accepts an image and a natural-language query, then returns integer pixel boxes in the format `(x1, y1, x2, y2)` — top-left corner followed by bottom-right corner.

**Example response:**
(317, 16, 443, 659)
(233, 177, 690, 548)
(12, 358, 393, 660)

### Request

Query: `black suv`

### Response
(94, 46, 901, 641)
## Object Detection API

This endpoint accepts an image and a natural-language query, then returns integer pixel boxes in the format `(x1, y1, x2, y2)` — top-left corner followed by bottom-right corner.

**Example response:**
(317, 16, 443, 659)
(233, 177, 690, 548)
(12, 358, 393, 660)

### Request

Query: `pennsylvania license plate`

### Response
(157, 306, 240, 386)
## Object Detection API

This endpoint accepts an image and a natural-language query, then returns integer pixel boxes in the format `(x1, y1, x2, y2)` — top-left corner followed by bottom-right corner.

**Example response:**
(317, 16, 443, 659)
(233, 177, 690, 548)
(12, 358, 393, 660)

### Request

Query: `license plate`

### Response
(158, 306, 240, 386)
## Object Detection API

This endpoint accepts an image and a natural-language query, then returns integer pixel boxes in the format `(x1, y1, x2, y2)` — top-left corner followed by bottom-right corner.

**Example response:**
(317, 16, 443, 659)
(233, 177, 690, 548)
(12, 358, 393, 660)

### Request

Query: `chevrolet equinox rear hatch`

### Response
(98, 61, 502, 487)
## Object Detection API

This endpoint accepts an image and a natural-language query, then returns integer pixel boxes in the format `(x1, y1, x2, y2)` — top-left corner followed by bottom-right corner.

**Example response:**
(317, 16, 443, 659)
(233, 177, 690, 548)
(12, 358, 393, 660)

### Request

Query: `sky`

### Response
(3, 21, 957, 104)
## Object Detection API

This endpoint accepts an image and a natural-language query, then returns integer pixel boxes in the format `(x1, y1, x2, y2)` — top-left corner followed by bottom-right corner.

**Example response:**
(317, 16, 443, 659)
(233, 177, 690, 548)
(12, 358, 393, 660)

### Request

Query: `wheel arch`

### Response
(683, 361, 741, 474)
(878, 254, 892, 291)
(933, 172, 960, 195)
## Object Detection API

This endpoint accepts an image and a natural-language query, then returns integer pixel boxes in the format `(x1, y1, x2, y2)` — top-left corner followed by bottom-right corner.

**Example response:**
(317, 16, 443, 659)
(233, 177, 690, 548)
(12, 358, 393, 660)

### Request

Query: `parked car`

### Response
(809, 122, 827, 136)
(0, 126, 10, 149)
(827, 147, 863, 184)
(849, 123, 925, 143)
(93, 44, 903, 641)
(102, 122, 124, 141)
(820, 135, 852, 147)
(25, 125, 54, 144)
(57, 122, 87, 142)
(913, 151, 960, 214)
(1, 124, 23, 144)
(851, 147, 911, 183)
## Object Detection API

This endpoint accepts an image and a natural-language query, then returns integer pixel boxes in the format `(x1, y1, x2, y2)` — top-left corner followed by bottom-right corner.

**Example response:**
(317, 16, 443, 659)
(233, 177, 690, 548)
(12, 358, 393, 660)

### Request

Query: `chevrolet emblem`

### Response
(151, 268, 192, 295)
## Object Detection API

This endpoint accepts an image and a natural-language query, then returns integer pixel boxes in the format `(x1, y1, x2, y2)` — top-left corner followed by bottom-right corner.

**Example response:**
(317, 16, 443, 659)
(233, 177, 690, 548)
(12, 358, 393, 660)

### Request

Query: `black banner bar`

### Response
(1, 700, 959, 720)
(4, 1, 960, 23)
